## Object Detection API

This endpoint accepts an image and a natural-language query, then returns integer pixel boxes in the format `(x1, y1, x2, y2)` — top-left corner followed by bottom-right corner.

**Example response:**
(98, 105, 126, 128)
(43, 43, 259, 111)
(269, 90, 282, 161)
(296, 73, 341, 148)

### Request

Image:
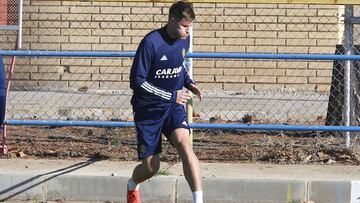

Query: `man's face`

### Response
(169, 18, 193, 40)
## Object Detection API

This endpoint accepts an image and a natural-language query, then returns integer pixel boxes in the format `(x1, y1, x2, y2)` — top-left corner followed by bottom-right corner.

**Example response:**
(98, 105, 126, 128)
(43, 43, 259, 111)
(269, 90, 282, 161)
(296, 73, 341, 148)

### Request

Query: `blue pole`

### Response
(190, 123, 360, 132)
(0, 51, 136, 58)
(2, 50, 360, 61)
(5, 120, 135, 127)
(5, 120, 360, 132)
(187, 52, 360, 60)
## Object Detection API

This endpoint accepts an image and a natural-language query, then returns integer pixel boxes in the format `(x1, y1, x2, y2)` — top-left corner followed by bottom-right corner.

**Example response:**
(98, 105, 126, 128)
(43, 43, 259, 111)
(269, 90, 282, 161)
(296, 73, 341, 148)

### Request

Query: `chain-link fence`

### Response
(1, 1, 359, 130)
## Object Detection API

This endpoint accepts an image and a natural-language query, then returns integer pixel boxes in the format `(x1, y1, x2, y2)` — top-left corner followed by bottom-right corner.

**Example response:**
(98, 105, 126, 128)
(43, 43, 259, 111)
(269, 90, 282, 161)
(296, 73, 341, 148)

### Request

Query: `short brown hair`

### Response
(169, 1, 195, 21)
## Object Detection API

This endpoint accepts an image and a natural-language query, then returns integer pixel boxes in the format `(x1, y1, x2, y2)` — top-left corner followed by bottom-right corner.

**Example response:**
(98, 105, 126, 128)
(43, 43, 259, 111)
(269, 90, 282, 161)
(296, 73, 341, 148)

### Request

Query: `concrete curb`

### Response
(177, 177, 306, 203)
(308, 181, 351, 203)
(1, 173, 357, 203)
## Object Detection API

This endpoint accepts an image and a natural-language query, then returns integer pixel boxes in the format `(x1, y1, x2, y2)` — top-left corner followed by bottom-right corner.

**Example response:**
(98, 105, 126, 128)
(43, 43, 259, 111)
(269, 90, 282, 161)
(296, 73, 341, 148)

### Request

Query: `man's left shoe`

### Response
(127, 189, 141, 203)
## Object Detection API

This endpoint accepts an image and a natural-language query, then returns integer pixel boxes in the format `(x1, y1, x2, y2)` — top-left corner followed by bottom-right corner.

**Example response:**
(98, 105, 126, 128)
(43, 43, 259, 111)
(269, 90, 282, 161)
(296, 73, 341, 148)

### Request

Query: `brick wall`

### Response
(1, 1, 343, 93)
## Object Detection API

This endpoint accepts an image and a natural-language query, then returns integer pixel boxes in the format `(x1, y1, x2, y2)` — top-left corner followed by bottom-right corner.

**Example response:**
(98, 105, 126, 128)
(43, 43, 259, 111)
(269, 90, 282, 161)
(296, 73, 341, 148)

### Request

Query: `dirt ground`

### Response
(2, 125, 360, 165)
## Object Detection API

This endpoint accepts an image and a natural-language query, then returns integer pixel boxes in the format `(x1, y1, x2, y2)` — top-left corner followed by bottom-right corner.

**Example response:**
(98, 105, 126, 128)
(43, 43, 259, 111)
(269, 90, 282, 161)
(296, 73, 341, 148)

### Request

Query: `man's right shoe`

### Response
(127, 189, 141, 203)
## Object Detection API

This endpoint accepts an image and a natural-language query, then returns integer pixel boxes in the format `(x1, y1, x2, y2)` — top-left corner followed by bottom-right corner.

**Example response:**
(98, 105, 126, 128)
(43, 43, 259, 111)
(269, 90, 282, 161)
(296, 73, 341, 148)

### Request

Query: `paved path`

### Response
(1, 158, 360, 180)
(1, 158, 360, 202)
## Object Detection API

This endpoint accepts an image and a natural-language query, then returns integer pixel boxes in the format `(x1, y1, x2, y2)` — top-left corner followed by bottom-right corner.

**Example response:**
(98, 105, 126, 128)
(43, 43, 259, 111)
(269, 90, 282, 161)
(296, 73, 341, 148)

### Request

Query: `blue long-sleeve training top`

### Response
(130, 26, 194, 107)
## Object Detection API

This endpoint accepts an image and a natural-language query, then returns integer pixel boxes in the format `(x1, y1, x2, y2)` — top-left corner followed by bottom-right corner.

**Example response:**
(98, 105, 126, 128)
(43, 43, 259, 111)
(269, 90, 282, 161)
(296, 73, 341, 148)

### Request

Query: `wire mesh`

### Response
(0, 0, 19, 26)
(0, 2, 358, 134)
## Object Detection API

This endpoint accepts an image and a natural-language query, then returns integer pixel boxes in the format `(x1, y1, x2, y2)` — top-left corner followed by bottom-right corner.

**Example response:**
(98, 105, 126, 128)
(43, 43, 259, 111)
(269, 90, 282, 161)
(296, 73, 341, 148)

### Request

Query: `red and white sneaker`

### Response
(127, 189, 141, 203)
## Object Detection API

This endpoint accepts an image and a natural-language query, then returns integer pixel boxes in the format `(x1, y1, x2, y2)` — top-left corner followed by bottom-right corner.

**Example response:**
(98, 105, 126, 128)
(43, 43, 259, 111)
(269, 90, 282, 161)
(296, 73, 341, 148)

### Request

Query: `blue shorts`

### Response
(133, 104, 189, 159)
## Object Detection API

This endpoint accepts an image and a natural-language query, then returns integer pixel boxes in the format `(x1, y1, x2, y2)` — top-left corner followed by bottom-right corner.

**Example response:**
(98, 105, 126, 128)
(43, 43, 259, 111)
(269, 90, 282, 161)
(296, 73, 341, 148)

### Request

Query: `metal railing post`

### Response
(344, 5, 354, 147)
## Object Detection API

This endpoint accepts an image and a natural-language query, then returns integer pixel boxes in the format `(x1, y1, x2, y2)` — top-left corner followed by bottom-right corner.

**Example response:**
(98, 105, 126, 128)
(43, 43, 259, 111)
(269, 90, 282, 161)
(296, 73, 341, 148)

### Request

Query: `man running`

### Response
(127, 1, 203, 203)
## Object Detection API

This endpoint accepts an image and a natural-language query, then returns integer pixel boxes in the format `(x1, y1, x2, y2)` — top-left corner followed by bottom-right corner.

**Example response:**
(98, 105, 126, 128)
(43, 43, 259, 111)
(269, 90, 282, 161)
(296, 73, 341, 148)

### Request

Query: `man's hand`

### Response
(176, 90, 191, 105)
(187, 83, 202, 101)
(176, 84, 202, 105)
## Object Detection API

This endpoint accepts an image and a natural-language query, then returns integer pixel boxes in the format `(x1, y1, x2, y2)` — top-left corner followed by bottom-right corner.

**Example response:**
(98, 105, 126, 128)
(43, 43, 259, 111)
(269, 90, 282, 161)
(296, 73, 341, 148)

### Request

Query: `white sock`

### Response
(127, 178, 139, 191)
(192, 191, 203, 203)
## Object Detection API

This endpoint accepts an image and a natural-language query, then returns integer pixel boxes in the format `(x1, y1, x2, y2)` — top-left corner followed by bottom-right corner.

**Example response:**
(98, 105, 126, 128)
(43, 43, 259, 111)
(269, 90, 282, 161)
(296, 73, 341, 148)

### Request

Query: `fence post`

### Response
(344, 5, 354, 147)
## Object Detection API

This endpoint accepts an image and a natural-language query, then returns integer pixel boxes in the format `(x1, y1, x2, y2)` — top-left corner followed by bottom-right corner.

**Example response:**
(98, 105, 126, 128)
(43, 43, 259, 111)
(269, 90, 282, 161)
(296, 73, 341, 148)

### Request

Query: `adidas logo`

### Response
(182, 121, 188, 126)
(160, 55, 168, 61)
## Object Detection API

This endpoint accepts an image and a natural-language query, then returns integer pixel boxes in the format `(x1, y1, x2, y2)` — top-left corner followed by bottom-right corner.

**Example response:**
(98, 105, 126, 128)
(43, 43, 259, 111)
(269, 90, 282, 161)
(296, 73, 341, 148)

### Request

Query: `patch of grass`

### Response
(155, 169, 170, 176)
(110, 136, 121, 146)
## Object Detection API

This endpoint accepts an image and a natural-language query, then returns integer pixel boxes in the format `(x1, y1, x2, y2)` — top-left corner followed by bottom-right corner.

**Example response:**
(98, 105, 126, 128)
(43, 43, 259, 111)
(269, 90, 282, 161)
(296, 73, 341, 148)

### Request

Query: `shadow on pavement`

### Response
(0, 157, 106, 201)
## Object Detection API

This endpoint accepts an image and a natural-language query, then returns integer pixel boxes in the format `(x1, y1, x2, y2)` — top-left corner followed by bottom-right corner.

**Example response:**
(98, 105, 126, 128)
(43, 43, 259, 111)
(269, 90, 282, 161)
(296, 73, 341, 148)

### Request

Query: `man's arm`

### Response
(186, 83, 202, 101)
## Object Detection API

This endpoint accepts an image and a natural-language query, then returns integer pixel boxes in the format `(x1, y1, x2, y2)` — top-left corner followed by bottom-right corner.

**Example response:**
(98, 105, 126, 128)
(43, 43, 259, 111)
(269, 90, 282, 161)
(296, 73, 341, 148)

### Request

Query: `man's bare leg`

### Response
(169, 128, 203, 202)
(130, 154, 160, 187)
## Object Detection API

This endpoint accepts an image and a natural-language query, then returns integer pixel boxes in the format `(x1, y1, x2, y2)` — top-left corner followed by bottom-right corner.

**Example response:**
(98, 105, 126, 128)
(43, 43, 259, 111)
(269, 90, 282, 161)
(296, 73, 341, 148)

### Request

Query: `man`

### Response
(127, 1, 203, 203)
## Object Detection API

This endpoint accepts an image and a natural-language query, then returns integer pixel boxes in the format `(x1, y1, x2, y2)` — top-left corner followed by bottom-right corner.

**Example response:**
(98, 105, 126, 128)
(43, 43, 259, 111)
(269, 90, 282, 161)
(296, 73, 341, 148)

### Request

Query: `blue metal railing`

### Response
(2, 50, 360, 60)
(5, 119, 360, 132)
(2, 50, 360, 132)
